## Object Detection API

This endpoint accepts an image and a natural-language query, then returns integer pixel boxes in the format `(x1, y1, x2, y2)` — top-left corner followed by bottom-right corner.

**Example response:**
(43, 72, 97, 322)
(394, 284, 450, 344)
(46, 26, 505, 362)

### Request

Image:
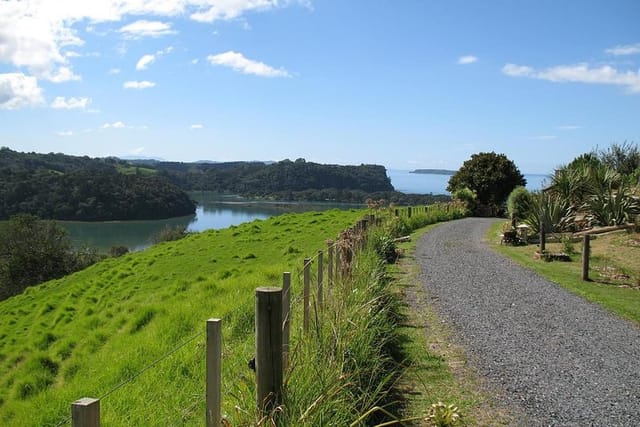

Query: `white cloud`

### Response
(136, 54, 155, 70)
(131, 146, 145, 155)
(190, 0, 277, 22)
(109, 68, 121, 75)
(119, 20, 177, 38)
(502, 63, 534, 77)
(457, 55, 478, 65)
(158, 46, 174, 55)
(51, 96, 91, 109)
(0, 1, 306, 84)
(45, 66, 81, 83)
(56, 130, 74, 136)
(605, 43, 640, 56)
(123, 80, 156, 89)
(191, 58, 200, 65)
(502, 62, 640, 93)
(102, 121, 127, 129)
(0, 73, 45, 110)
(190, 124, 204, 129)
(556, 125, 581, 130)
(207, 51, 291, 77)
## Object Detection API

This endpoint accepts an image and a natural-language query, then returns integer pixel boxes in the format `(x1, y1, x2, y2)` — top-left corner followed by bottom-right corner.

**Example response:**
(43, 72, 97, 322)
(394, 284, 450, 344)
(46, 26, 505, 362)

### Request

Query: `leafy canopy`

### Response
(447, 152, 526, 211)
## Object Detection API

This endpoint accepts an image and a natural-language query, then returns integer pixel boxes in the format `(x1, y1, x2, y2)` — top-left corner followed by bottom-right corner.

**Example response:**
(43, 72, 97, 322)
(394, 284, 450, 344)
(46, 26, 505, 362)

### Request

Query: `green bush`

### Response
(507, 186, 533, 224)
(150, 225, 189, 244)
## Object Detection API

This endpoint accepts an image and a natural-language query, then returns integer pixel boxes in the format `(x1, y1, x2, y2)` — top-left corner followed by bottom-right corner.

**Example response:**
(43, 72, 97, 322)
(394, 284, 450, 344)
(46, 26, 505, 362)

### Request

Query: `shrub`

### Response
(452, 187, 476, 215)
(110, 246, 130, 257)
(506, 186, 533, 224)
(150, 225, 188, 244)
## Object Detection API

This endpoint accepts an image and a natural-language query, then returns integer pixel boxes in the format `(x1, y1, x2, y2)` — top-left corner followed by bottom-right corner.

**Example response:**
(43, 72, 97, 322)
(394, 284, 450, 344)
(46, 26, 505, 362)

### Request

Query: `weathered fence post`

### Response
(317, 250, 324, 311)
(327, 241, 334, 298)
(394, 208, 399, 217)
(282, 272, 291, 369)
(582, 235, 591, 281)
(334, 242, 341, 287)
(206, 319, 222, 427)
(407, 206, 412, 218)
(71, 397, 100, 427)
(255, 287, 283, 414)
(303, 258, 311, 333)
(540, 219, 546, 252)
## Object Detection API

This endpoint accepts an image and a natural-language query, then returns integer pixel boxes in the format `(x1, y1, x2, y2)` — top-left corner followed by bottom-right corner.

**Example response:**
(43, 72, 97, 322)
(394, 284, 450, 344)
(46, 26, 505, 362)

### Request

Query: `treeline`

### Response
(1, 148, 449, 222)
(147, 157, 448, 204)
(0, 148, 196, 221)
(151, 158, 395, 194)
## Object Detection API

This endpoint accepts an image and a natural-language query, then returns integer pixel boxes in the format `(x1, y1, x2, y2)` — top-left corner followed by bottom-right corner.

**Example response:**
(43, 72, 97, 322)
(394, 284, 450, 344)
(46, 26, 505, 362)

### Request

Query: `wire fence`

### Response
(51, 205, 460, 426)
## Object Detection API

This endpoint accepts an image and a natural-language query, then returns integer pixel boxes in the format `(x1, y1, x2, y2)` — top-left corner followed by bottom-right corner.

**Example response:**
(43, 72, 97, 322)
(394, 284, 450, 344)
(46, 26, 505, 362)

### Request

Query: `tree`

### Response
(0, 214, 97, 300)
(447, 152, 526, 215)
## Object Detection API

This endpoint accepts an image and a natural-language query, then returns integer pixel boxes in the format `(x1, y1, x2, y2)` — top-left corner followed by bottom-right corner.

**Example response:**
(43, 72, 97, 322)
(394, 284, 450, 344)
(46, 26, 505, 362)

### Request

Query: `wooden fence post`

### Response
(327, 241, 334, 298)
(282, 272, 291, 369)
(255, 287, 283, 414)
(206, 319, 222, 427)
(540, 219, 546, 252)
(303, 258, 311, 333)
(334, 242, 341, 287)
(317, 250, 324, 311)
(582, 235, 590, 281)
(407, 206, 412, 218)
(71, 397, 100, 427)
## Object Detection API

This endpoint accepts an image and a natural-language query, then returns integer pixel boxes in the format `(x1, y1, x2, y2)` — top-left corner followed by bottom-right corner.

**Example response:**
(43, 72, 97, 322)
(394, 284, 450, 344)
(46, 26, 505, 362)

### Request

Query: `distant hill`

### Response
(153, 158, 395, 194)
(0, 148, 196, 221)
(410, 168, 456, 175)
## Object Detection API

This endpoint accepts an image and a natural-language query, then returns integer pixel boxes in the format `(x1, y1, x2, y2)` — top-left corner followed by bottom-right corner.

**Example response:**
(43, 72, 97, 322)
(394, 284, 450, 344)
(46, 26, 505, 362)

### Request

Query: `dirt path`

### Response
(415, 218, 640, 426)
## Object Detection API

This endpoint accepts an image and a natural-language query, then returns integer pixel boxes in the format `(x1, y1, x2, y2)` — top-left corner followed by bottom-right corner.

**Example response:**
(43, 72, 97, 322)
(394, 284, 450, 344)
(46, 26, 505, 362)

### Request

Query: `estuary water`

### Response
(60, 170, 550, 252)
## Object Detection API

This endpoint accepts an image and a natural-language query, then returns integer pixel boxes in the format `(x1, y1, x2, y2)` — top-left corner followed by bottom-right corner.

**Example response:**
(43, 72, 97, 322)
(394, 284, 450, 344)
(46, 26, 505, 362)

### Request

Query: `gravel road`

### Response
(416, 217, 640, 426)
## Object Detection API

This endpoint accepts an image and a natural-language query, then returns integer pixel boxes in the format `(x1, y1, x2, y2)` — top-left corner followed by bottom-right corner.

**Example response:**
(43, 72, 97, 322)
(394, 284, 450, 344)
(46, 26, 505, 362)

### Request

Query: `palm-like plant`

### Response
(524, 192, 573, 233)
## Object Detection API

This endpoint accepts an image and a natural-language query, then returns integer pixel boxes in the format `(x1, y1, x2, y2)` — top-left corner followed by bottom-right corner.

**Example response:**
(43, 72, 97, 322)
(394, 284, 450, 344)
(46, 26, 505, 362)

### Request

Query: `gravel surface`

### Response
(416, 217, 640, 426)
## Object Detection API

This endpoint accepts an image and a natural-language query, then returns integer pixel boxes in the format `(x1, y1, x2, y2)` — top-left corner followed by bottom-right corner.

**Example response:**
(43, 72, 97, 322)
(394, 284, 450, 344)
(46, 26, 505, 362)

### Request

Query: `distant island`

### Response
(410, 169, 456, 175)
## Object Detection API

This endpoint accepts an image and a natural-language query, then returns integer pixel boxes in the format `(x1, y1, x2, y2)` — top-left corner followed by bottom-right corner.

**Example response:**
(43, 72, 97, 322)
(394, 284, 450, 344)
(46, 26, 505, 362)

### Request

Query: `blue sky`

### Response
(1, 0, 639, 174)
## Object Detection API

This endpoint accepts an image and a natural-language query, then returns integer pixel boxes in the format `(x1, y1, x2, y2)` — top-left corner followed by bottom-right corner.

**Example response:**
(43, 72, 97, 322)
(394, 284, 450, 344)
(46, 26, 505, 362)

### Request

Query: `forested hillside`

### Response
(1, 149, 447, 220)
(151, 158, 394, 193)
(0, 148, 196, 221)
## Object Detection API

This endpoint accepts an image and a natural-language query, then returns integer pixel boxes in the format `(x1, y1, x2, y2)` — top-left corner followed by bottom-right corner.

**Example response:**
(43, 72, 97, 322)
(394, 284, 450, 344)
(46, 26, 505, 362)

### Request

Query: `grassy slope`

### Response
(0, 209, 364, 426)
(487, 221, 640, 325)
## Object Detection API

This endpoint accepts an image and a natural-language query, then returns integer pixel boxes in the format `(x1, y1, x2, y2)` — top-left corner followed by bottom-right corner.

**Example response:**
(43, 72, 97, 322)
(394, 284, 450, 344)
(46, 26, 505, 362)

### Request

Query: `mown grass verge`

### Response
(487, 220, 640, 325)
(387, 222, 515, 426)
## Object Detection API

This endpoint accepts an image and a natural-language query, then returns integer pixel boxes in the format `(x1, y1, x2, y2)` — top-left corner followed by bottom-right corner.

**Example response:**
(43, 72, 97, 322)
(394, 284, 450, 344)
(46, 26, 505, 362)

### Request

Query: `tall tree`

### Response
(0, 214, 89, 300)
(447, 152, 526, 215)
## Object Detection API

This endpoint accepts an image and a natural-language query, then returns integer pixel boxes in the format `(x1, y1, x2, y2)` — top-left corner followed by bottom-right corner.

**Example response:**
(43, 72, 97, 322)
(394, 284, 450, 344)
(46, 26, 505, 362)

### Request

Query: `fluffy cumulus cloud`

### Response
(457, 55, 478, 65)
(50, 96, 91, 109)
(0, 0, 306, 104)
(190, 124, 204, 129)
(207, 51, 291, 77)
(136, 54, 156, 70)
(0, 73, 45, 109)
(119, 20, 177, 38)
(502, 62, 640, 94)
(123, 80, 156, 89)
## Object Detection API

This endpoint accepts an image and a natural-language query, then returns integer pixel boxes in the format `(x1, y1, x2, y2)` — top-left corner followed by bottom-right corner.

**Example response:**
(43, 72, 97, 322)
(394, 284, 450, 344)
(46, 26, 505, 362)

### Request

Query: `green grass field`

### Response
(0, 209, 365, 426)
(488, 221, 640, 325)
